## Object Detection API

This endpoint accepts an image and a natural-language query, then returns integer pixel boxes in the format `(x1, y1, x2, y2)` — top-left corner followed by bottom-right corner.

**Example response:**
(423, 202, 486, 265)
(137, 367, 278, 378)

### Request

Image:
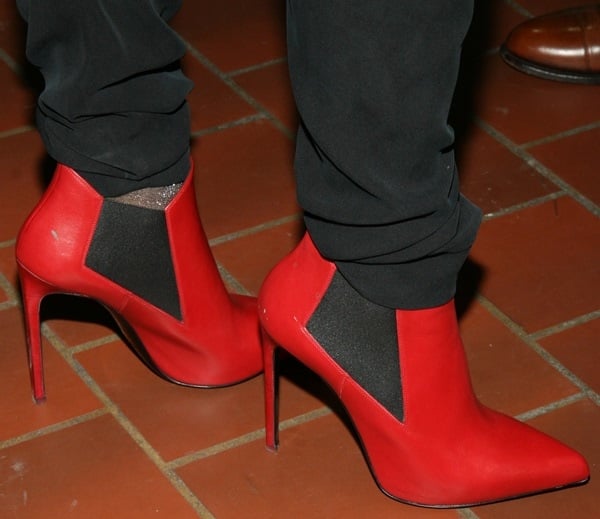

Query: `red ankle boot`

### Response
(16, 163, 262, 402)
(259, 234, 589, 507)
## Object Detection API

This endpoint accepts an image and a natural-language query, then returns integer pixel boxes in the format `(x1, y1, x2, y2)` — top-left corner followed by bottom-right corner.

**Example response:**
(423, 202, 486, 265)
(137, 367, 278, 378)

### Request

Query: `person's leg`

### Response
(16, 0, 262, 401)
(288, 0, 481, 309)
(17, 0, 191, 196)
(259, 0, 589, 507)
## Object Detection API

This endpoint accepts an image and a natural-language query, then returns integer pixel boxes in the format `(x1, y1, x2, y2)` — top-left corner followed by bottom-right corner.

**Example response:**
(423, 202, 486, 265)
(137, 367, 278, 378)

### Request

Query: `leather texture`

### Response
(259, 234, 590, 507)
(501, 4, 600, 83)
(16, 163, 262, 396)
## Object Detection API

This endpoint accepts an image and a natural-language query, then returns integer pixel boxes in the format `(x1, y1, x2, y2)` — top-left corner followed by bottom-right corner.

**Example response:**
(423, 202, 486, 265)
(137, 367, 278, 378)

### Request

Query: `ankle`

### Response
(109, 183, 183, 210)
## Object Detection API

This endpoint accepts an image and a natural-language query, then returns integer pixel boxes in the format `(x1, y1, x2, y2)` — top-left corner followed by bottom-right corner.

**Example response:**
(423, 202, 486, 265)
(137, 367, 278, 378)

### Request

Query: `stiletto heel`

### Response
(18, 266, 56, 403)
(258, 233, 589, 507)
(262, 332, 279, 451)
(16, 162, 262, 399)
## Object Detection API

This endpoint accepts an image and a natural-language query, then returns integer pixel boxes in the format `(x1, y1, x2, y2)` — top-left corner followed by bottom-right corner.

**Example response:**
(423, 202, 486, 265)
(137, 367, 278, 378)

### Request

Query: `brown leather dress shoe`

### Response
(501, 4, 600, 84)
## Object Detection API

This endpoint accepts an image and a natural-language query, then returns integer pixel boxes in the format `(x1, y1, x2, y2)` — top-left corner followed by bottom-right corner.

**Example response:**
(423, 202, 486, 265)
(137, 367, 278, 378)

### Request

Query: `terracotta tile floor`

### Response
(0, 1, 598, 517)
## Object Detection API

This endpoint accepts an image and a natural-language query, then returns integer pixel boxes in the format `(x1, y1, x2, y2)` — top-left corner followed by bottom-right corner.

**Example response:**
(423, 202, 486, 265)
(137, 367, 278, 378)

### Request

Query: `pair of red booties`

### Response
(16, 163, 589, 508)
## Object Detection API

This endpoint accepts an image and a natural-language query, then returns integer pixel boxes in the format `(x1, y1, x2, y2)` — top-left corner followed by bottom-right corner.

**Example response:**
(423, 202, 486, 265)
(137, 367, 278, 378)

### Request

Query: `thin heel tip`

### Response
(33, 394, 47, 405)
(265, 443, 279, 453)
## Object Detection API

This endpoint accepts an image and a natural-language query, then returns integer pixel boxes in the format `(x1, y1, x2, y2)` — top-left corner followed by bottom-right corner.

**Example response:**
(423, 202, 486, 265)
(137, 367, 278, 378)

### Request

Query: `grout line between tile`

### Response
(0, 238, 17, 248)
(520, 120, 600, 150)
(0, 48, 21, 73)
(167, 429, 265, 470)
(502, 0, 533, 18)
(0, 409, 108, 450)
(167, 406, 331, 470)
(0, 271, 19, 308)
(0, 300, 18, 311)
(226, 57, 288, 78)
(216, 261, 251, 296)
(208, 214, 301, 247)
(530, 310, 600, 342)
(68, 333, 122, 354)
(476, 118, 600, 217)
(458, 508, 481, 519)
(39, 323, 216, 518)
(481, 192, 565, 221)
(0, 125, 35, 140)
(190, 113, 267, 138)
(515, 393, 587, 422)
(183, 40, 294, 139)
(477, 296, 600, 407)
(278, 405, 333, 430)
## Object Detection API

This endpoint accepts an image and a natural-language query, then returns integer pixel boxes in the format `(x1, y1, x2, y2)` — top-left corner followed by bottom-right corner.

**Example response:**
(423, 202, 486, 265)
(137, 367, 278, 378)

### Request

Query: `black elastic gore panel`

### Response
(85, 199, 182, 319)
(307, 271, 403, 421)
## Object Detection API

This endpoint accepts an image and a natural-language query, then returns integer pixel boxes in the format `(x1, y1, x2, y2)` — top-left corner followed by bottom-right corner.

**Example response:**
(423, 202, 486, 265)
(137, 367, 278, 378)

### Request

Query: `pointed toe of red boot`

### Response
(494, 418, 590, 498)
(422, 410, 591, 507)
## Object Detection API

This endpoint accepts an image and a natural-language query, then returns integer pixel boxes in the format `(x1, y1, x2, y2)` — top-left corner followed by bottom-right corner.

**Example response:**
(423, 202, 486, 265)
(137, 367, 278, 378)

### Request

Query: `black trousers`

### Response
(17, 0, 481, 310)
(16, 0, 192, 196)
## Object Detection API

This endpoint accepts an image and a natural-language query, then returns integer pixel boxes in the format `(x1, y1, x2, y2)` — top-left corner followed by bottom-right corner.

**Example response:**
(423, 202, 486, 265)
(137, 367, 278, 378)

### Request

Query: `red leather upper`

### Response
(259, 234, 589, 506)
(17, 163, 262, 387)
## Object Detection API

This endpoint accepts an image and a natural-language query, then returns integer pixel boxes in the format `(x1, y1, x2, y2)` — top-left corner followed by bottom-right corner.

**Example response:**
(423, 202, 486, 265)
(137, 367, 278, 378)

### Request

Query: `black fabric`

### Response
(307, 271, 403, 421)
(20, 0, 482, 309)
(85, 199, 182, 319)
(17, 0, 191, 196)
(287, 0, 482, 309)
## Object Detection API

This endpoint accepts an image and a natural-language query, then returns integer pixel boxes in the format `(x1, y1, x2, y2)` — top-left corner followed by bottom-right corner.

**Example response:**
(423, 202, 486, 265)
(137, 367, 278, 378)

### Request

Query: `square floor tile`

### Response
(212, 219, 302, 295)
(183, 54, 256, 133)
(539, 318, 600, 394)
(0, 244, 17, 306)
(0, 131, 48, 242)
(527, 127, 600, 206)
(0, 307, 101, 442)
(172, 0, 286, 73)
(474, 55, 600, 145)
(177, 414, 463, 519)
(233, 61, 298, 132)
(0, 244, 18, 291)
(0, 415, 199, 518)
(458, 125, 557, 215)
(77, 340, 325, 462)
(0, 282, 9, 305)
(0, 60, 35, 132)
(191, 120, 298, 239)
(0, 3, 27, 60)
(470, 196, 600, 332)
(460, 302, 579, 415)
